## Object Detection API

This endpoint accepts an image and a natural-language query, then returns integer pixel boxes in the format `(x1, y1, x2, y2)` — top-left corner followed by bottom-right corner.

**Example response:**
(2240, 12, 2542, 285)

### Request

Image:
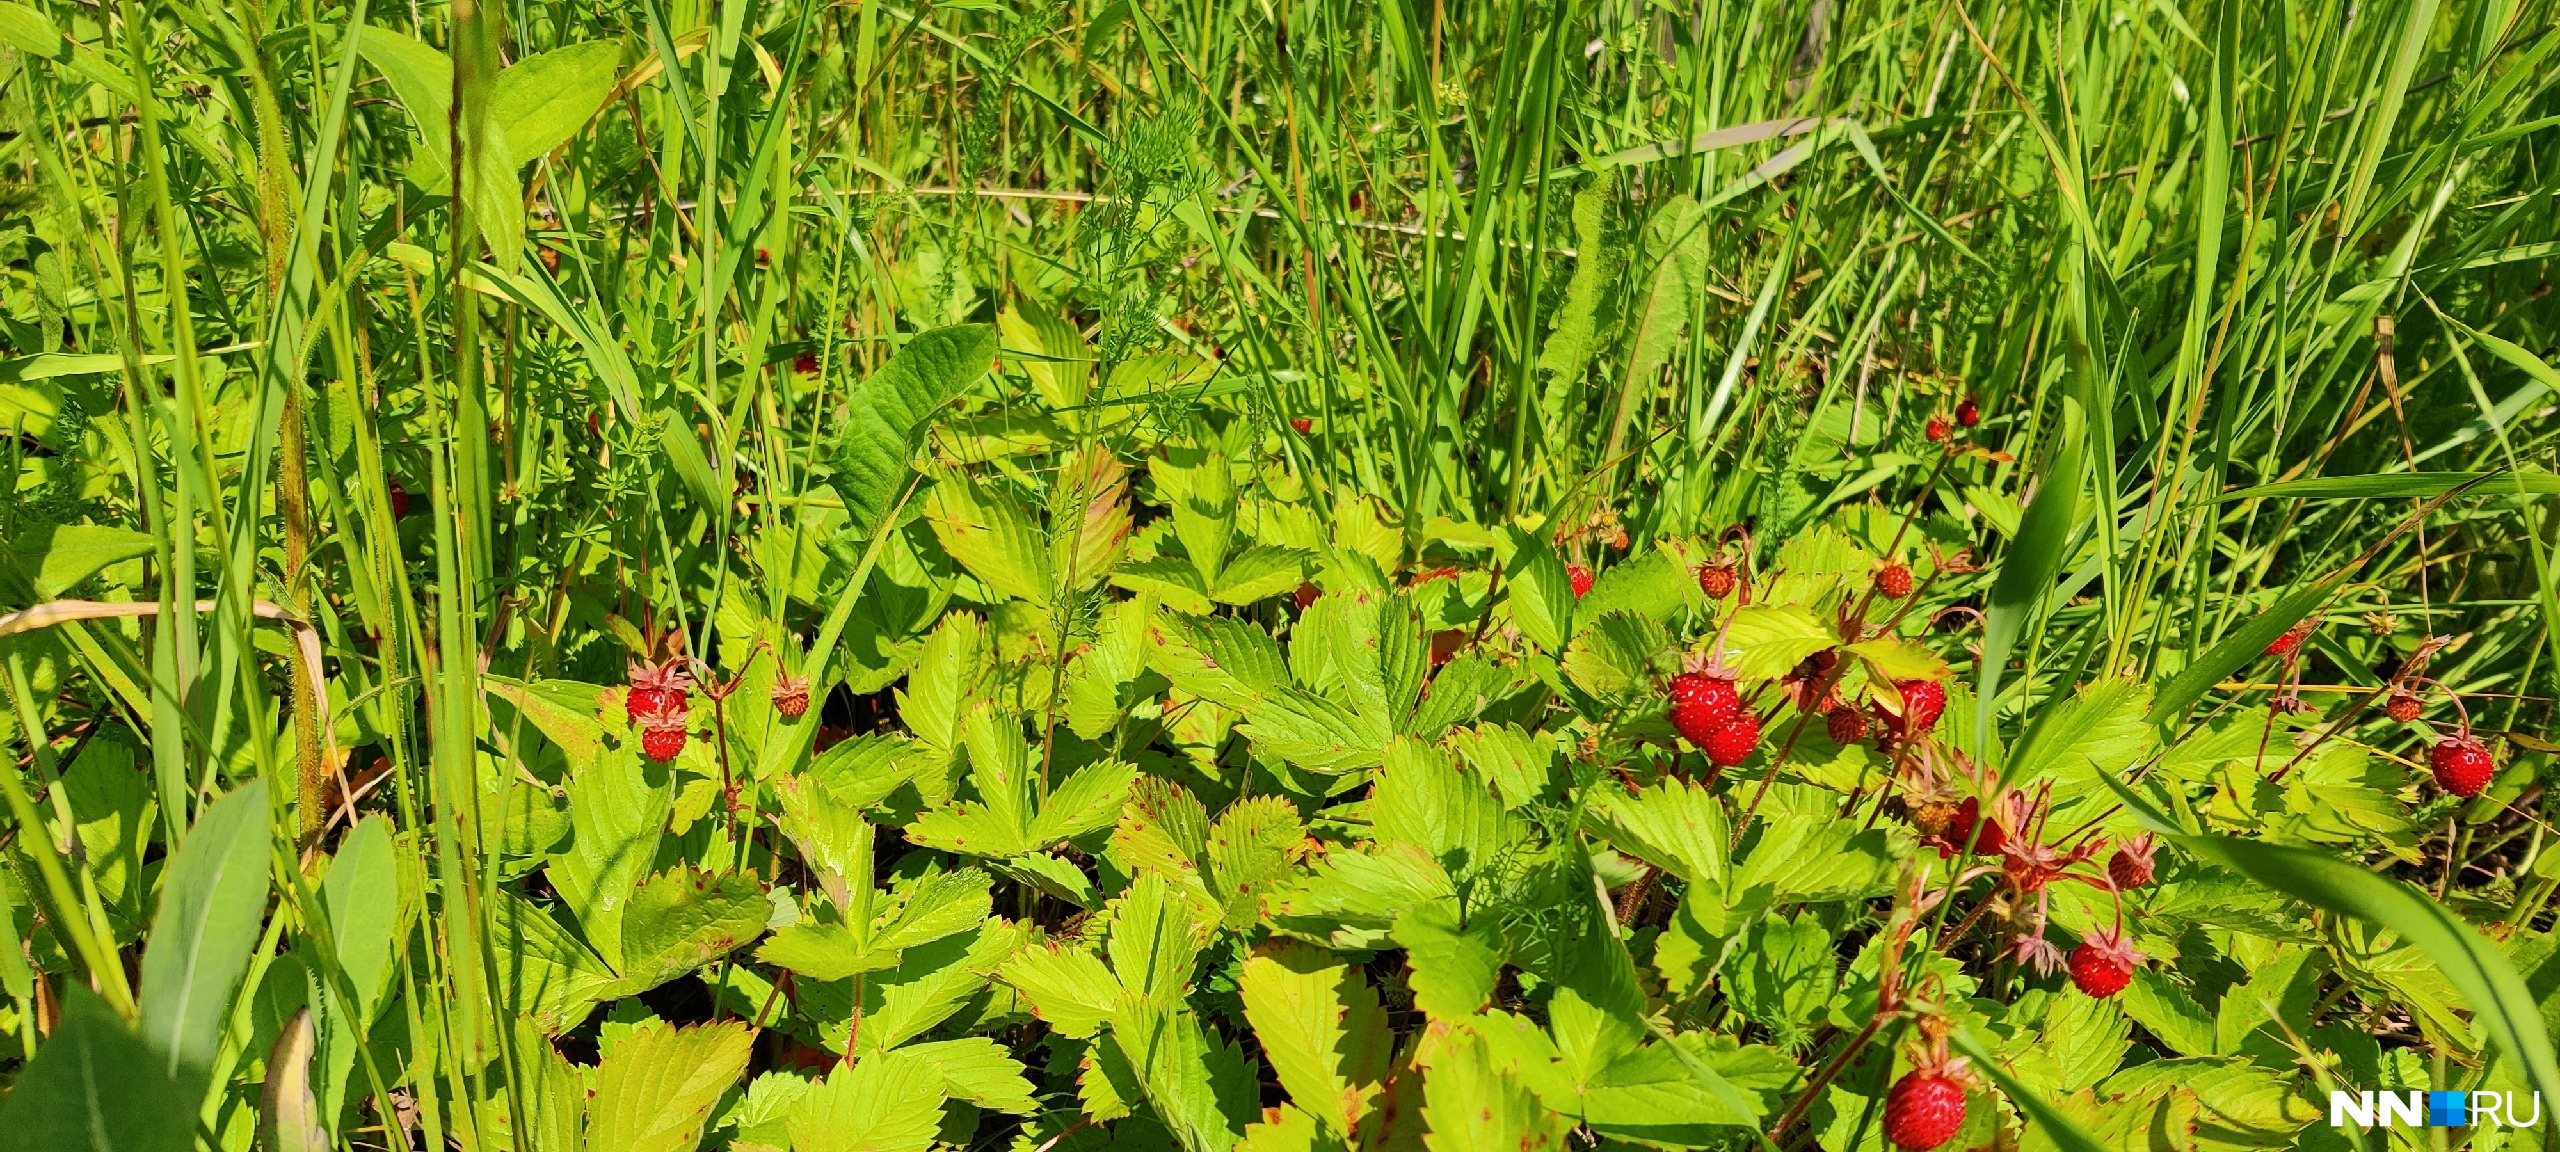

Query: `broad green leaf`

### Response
(1390, 902, 1503, 1021)
(586, 1019, 755, 1152)
(2170, 833, 2560, 1107)
(1715, 603, 1834, 681)
(356, 28, 455, 176)
(488, 888, 615, 1035)
(0, 3, 63, 57)
(2007, 679, 2154, 794)
(1843, 636, 1949, 683)
(605, 869, 768, 997)
(547, 748, 672, 968)
(489, 40, 620, 165)
(0, 986, 192, 1152)
(138, 778, 271, 1095)
(1203, 796, 1304, 929)
(999, 941, 1121, 1039)
(1031, 757, 1139, 845)
(1586, 777, 1729, 884)
(320, 816, 400, 1021)
(2120, 968, 2216, 1057)
(828, 325, 999, 543)
(258, 1009, 328, 1152)
(3, 521, 154, 598)
(1733, 814, 1900, 903)
(1562, 610, 1674, 702)
(925, 470, 1054, 606)
(1504, 527, 1575, 652)
(1373, 738, 1512, 880)
(1109, 872, 1215, 1007)
(1415, 1024, 1566, 1152)
(483, 676, 609, 767)
(902, 1036, 1039, 1114)
(1576, 548, 1700, 627)
(1238, 942, 1393, 1135)
(1108, 998, 1257, 1152)
(1212, 545, 1316, 605)
(1951, 1027, 2111, 1152)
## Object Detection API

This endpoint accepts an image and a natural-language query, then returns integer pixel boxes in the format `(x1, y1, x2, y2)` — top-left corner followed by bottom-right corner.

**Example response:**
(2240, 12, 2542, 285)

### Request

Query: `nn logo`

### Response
(2328, 1091, 2543, 1129)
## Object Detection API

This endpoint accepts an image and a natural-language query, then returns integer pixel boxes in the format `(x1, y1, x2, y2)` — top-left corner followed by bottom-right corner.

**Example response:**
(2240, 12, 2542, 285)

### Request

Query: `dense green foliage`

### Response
(0, 0, 2557, 1149)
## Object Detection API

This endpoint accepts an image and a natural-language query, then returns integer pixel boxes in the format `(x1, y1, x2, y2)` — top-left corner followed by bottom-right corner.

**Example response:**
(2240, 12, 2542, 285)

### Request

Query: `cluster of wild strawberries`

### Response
(625, 658, 695, 763)
(2263, 620, 2501, 801)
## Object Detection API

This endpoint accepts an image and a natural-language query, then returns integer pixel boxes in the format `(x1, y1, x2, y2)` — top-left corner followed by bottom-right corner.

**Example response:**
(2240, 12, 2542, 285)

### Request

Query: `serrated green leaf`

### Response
(828, 325, 998, 543)
(1390, 902, 1503, 1021)
(1238, 942, 1393, 1135)
(586, 1019, 754, 1152)
(786, 1047, 949, 1152)
(1716, 603, 1834, 682)
(606, 870, 768, 997)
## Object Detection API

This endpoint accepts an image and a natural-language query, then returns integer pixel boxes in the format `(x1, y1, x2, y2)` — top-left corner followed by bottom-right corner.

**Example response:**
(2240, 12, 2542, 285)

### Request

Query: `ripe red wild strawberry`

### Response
(1701, 712, 1761, 768)
(626, 659, 692, 725)
(1884, 1068, 1968, 1151)
(1877, 562, 1914, 599)
(386, 481, 412, 520)
(1955, 396, 1981, 427)
(1567, 564, 1595, 598)
(2384, 691, 2422, 722)
(1698, 562, 1737, 600)
(639, 713, 688, 763)
(2067, 929, 2145, 998)
(1290, 417, 1314, 434)
(1894, 679, 1947, 737)
(793, 350, 820, 375)
(2107, 833, 2158, 889)
(1938, 796, 2006, 857)
(1925, 415, 1952, 442)
(1294, 582, 1322, 610)
(2429, 734, 2495, 798)
(2266, 619, 2316, 658)
(1668, 674, 1741, 746)
(1827, 704, 1869, 745)
(772, 674, 811, 720)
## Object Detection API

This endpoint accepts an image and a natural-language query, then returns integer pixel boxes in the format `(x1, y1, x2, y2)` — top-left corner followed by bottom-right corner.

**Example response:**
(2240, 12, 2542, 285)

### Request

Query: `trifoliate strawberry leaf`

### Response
(1000, 942, 1121, 1040)
(1562, 610, 1675, 704)
(605, 869, 770, 998)
(1716, 603, 1835, 681)
(900, 1036, 1040, 1115)
(1237, 943, 1393, 1136)
(1389, 902, 1503, 1021)
(1585, 776, 1731, 885)
(1211, 545, 1315, 606)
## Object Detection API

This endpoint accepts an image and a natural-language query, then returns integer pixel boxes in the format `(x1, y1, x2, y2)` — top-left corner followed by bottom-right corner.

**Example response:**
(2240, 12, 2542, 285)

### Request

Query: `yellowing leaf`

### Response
(585, 1019, 754, 1152)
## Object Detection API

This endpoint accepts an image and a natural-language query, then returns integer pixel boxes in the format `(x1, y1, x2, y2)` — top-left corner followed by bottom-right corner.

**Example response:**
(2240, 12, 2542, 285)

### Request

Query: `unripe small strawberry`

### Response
(2429, 734, 2495, 798)
(1567, 564, 1595, 598)
(772, 674, 811, 720)
(2067, 929, 2145, 998)
(1290, 417, 1313, 434)
(1955, 396, 1981, 427)
(2106, 834, 2158, 889)
(1884, 1070, 1968, 1151)
(1925, 415, 1952, 442)
(639, 713, 688, 763)
(1827, 705, 1868, 745)
(1701, 713, 1761, 768)
(2384, 691, 2421, 722)
(1698, 562, 1737, 600)
(1877, 562, 1914, 599)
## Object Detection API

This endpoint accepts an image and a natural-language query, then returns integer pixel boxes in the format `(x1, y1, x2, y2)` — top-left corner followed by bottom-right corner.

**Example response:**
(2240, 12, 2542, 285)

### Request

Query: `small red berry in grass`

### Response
(755, 246, 772, 267)
(2107, 833, 2158, 889)
(1567, 564, 1595, 598)
(1294, 582, 1322, 610)
(1925, 415, 1952, 442)
(1938, 796, 2006, 857)
(1701, 713, 1761, 768)
(626, 659, 693, 725)
(2067, 929, 2145, 998)
(2384, 691, 2421, 722)
(772, 674, 811, 720)
(1827, 704, 1869, 745)
(639, 713, 688, 762)
(1290, 417, 1313, 434)
(1884, 1068, 1969, 1151)
(2265, 620, 2316, 658)
(1955, 396, 1981, 427)
(1697, 562, 1737, 600)
(1876, 562, 1914, 599)
(2429, 733, 2496, 798)
(793, 351, 820, 375)
(386, 481, 412, 520)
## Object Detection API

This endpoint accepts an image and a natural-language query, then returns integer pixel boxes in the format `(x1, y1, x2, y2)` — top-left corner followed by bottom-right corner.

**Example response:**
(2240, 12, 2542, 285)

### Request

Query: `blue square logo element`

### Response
(2428, 1091, 2469, 1127)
